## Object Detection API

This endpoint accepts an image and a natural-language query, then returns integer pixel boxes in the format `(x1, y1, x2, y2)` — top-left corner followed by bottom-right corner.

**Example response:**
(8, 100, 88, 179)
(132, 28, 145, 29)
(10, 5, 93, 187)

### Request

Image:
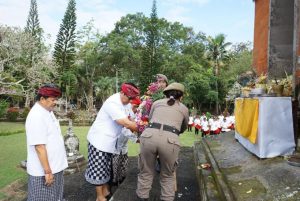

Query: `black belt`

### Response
(148, 122, 180, 135)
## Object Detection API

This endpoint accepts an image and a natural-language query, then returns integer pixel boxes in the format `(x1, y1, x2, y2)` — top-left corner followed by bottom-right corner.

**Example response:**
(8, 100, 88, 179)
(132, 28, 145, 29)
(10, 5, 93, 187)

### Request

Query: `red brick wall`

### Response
(253, 0, 270, 75)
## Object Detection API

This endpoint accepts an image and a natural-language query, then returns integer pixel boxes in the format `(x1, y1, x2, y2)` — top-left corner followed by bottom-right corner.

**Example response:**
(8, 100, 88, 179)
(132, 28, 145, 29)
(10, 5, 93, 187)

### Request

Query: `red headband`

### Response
(38, 87, 61, 97)
(131, 97, 141, 105)
(121, 83, 140, 98)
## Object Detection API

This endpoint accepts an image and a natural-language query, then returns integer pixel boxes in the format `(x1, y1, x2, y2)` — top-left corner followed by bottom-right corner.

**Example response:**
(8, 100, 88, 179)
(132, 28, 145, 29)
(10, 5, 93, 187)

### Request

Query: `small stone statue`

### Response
(64, 119, 80, 157)
(63, 111, 86, 174)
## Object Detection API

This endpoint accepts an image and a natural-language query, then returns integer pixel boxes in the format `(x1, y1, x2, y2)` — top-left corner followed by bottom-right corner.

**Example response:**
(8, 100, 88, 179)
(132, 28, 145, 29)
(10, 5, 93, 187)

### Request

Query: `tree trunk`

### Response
(215, 63, 219, 115)
(215, 80, 219, 114)
(76, 98, 82, 110)
(86, 87, 94, 111)
(25, 92, 31, 108)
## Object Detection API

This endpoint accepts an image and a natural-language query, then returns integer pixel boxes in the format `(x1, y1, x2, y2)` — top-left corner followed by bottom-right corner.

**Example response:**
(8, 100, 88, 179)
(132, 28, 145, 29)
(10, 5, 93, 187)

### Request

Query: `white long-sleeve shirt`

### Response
(210, 120, 221, 131)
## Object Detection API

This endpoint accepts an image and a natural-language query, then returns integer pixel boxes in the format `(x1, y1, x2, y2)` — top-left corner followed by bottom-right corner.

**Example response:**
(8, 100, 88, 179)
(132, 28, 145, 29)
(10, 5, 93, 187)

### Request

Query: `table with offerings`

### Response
(234, 97, 295, 158)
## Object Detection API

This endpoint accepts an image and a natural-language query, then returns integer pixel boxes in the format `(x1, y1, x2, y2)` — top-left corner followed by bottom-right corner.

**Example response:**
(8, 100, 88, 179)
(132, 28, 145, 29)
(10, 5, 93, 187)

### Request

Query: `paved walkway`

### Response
(110, 147, 200, 201)
(40, 147, 199, 201)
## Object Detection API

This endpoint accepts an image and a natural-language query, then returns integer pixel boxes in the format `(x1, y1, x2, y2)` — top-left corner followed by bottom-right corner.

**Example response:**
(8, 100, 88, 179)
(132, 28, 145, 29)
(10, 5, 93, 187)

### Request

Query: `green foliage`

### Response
(94, 76, 115, 104)
(25, 0, 43, 46)
(151, 89, 165, 102)
(61, 70, 78, 99)
(53, 0, 77, 73)
(0, 100, 9, 118)
(206, 112, 212, 119)
(20, 107, 30, 119)
(140, 0, 161, 91)
(0, 2, 253, 113)
(205, 34, 232, 113)
(6, 108, 19, 122)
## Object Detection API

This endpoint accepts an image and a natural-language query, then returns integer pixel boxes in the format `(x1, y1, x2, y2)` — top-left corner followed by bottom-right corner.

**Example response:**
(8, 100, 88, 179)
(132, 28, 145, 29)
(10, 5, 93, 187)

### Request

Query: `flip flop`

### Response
(287, 157, 300, 167)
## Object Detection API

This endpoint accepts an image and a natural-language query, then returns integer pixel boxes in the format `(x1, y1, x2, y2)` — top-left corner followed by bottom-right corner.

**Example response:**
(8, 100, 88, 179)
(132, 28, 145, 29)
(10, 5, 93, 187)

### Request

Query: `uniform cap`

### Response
(156, 74, 168, 84)
(163, 82, 185, 93)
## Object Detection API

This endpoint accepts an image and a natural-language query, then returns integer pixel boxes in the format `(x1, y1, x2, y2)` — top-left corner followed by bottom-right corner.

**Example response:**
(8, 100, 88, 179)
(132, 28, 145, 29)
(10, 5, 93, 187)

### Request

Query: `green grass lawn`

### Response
(0, 122, 25, 136)
(0, 122, 200, 193)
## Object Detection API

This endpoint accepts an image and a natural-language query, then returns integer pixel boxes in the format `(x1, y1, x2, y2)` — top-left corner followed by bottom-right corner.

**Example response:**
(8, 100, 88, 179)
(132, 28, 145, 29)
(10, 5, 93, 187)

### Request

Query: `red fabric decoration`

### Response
(131, 97, 141, 106)
(38, 87, 61, 97)
(121, 83, 140, 98)
(195, 125, 202, 130)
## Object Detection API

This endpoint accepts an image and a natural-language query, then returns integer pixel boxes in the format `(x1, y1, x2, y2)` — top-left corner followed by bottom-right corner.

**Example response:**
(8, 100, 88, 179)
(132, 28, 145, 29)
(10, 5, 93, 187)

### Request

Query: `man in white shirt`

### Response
(26, 84, 68, 201)
(85, 82, 140, 201)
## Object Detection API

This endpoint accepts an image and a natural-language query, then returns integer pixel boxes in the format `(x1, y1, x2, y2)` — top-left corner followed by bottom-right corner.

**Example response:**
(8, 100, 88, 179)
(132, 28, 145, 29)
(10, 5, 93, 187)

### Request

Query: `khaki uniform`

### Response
(136, 98, 189, 201)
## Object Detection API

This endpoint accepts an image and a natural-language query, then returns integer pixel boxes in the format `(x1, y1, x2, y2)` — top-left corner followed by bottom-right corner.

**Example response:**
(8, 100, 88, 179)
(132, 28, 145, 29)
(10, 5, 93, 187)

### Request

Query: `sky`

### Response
(0, 0, 255, 46)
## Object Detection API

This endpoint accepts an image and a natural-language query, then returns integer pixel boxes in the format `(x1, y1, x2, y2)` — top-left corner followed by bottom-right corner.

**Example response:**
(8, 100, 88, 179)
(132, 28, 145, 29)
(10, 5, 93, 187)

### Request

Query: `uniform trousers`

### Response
(136, 128, 180, 201)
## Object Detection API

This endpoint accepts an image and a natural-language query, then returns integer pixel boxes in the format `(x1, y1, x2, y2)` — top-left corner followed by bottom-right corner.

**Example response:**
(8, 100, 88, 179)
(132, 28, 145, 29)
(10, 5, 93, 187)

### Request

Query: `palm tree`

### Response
(206, 34, 231, 114)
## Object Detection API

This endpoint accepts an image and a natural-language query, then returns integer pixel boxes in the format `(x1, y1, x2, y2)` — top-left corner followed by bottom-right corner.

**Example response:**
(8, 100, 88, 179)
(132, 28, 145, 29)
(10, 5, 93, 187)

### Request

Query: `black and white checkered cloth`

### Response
(27, 171, 64, 201)
(85, 143, 112, 185)
(111, 153, 129, 185)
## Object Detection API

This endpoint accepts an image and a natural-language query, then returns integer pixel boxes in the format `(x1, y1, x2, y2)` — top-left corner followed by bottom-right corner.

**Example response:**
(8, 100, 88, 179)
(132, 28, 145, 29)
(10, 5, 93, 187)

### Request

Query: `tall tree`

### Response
(25, 0, 42, 45)
(140, 0, 161, 91)
(53, 0, 77, 108)
(206, 34, 231, 114)
(24, 0, 44, 105)
(53, 0, 77, 74)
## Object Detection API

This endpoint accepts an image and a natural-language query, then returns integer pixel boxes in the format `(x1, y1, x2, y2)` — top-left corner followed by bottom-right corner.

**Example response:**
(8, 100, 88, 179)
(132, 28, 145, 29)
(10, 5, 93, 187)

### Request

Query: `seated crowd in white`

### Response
(188, 113, 235, 136)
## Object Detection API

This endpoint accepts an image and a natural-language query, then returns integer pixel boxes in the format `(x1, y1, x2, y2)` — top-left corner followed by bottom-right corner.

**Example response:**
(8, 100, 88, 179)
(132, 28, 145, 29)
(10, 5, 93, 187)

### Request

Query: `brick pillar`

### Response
(253, 0, 270, 75)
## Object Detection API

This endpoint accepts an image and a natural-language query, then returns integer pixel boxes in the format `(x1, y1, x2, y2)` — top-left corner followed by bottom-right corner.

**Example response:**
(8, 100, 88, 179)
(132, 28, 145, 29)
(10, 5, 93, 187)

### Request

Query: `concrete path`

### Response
(57, 146, 199, 201)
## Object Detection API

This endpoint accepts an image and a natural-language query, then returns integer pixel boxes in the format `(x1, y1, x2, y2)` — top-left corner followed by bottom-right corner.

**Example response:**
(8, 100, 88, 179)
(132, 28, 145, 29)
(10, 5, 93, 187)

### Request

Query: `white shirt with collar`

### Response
(25, 103, 68, 176)
(87, 93, 127, 153)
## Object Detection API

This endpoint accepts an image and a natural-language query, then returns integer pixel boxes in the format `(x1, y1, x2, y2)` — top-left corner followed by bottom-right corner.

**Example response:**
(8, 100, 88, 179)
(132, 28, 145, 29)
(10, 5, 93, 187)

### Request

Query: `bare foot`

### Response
(96, 196, 107, 201)
(103, 187, 110, 197)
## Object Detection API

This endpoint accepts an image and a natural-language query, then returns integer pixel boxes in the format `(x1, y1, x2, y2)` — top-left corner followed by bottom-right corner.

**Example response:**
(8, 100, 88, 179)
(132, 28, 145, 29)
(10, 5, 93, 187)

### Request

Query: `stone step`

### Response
(194, 140, 235, 201)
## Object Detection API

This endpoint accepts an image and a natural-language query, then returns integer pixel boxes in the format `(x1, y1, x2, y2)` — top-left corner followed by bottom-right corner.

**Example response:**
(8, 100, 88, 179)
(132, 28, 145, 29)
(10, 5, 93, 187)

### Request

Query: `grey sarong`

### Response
(27, 171, 64, 201)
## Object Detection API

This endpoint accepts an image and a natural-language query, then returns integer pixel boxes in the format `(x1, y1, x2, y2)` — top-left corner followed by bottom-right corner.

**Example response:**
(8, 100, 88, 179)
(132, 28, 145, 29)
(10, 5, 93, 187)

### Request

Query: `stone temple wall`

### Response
(268, 0, 295, 79)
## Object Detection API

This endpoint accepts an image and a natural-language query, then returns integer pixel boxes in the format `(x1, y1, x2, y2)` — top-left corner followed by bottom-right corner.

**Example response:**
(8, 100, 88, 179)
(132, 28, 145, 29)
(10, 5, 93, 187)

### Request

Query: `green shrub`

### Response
(206, 111, 212, 119)
(0, 100, 9, 118)
(6, 107, 19, 121)
(21, 107, 30, 119)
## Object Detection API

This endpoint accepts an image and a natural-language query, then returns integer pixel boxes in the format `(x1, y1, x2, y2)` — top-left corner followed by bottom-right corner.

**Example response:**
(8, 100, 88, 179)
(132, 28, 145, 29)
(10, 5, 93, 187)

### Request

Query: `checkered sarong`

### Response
(27, 171, 64, 201)
(85, 143, 112, 185)
(111, 153, 129, 185)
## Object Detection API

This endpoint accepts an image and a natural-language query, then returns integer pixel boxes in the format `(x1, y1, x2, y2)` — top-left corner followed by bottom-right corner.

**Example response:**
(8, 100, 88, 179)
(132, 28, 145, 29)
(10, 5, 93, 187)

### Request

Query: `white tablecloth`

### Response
(235, 97, 295, 158)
